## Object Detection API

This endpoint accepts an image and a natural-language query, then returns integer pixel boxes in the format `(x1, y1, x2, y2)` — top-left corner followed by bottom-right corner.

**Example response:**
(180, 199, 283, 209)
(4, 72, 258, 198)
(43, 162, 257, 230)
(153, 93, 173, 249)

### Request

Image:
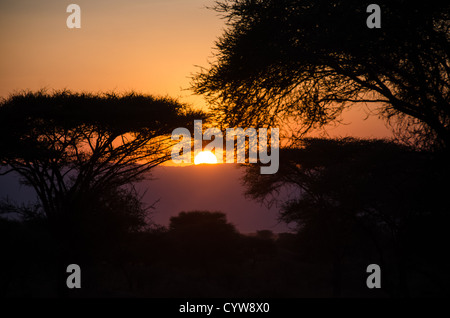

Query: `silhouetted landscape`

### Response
(1, 0, 449, 299)
(1, 140, 449, 298)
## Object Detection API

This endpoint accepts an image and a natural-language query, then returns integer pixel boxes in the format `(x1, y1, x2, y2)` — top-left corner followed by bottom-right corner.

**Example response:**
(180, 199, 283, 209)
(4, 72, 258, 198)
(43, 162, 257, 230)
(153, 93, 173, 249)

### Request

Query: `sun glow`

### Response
(194, 151, 218, 165)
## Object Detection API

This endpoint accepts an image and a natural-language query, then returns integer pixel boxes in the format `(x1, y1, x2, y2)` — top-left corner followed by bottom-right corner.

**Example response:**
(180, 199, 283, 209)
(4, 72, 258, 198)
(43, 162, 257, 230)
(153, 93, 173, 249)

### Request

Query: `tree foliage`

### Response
(0, 90, 204, 223)
(242, 137, 449, 295)
(170, 211, 237, 238)
(243, 137, 445, 227)
(193, 0, 450, 150)
(169, 211, 240, 264)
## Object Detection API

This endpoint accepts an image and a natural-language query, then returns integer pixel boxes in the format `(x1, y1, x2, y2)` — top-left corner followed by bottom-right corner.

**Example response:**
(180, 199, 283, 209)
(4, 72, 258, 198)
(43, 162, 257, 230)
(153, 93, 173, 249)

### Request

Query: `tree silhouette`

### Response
(242, 137, 449, 296)
(193, 0, 449, 150)
(169, 211, 240, 265)
(0, 90, 205, 296)
(0, 90, 203, 227)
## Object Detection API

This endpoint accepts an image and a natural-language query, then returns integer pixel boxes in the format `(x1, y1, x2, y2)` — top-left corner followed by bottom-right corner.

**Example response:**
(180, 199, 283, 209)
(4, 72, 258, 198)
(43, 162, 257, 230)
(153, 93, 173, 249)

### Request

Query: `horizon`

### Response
(0, 163, 294, 233)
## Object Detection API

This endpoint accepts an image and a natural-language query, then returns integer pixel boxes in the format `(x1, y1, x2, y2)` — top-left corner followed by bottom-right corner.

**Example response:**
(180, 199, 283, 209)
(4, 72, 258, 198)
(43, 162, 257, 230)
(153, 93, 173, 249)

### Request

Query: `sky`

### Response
(0, 0, 393, 138)
(0, 0, 221, 109)
(0, 0, 394, 232)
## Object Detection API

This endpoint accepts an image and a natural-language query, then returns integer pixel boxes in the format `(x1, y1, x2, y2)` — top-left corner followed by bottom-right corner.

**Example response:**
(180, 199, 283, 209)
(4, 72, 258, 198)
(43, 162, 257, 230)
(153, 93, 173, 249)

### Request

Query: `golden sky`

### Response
(0, 0, 393, 139)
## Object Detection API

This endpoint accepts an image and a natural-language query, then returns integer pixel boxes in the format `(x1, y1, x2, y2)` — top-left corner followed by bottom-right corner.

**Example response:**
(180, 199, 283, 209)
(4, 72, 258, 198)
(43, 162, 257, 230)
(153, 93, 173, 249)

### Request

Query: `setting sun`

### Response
(194, 151, 218, 165)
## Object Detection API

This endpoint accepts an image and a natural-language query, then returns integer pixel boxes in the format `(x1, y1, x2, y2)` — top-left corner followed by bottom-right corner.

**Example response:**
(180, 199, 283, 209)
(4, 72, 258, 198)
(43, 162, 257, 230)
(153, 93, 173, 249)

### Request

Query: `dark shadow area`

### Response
(243, 138, 450, 297)
(0, 208, 386, 297)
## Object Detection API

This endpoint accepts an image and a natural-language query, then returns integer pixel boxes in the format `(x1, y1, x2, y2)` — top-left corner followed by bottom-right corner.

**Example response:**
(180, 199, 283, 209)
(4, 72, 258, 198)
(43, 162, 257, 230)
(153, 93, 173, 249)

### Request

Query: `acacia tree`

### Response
(193, 0, 450, 150)
(0, 90, 203, 227)
(243, 138, 449, 296)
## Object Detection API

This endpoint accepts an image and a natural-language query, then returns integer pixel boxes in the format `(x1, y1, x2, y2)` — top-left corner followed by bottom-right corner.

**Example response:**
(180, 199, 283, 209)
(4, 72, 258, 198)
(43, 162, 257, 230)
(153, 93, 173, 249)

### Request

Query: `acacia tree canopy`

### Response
(193, 0, 449, 150)
(242, 138, 448, 263)
(242, 137, 449, 295)
(0, 90, 204, 222)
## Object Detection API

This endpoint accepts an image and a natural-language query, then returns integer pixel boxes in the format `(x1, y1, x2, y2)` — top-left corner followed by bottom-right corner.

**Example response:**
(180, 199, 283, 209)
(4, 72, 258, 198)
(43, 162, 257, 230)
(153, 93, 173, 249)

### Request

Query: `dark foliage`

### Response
(243, 137, 450, 296)
(193, 0, 450, 150)
(0, 90, 204, 224)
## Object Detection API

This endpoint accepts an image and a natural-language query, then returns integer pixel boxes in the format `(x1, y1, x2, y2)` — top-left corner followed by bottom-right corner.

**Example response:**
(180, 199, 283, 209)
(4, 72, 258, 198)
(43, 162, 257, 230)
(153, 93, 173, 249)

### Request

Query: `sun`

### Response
(194, 151, 218, 165)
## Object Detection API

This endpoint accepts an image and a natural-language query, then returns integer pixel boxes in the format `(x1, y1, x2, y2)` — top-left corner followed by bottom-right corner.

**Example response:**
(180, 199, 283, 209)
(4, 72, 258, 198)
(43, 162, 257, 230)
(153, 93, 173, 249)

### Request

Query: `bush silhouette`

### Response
(168, 211, 241, 265)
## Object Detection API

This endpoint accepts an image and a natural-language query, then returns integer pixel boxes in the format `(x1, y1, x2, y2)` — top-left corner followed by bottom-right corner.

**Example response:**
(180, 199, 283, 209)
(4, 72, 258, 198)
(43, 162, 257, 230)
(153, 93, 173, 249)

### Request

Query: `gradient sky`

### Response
(0, 0, 393, 138)
(0, 0, 221, 108)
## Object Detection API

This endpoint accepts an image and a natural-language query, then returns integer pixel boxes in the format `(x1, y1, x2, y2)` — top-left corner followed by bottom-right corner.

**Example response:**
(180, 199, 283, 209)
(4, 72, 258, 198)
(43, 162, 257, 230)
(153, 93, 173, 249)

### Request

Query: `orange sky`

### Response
(0, 0, 393, 139)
